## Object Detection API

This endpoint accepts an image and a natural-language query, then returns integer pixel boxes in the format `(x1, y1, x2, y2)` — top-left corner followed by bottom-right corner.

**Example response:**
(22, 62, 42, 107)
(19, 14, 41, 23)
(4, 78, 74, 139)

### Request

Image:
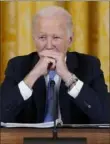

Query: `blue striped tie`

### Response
(44, 70, 56, 122)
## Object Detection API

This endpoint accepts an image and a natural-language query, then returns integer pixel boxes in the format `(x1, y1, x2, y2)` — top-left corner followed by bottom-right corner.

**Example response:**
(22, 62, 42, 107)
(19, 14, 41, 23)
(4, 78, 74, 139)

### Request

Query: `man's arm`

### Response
(68, 57, 110, 123)
(0, 59, 27, 122)
(39, 51, 110, 123)
(0, 55, 56, 122)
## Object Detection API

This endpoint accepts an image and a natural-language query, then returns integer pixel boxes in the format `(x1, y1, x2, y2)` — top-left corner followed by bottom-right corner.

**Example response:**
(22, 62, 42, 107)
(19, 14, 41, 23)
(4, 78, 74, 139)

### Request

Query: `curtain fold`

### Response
(0, 1, 109, 90)
(0, 2, 17, 82)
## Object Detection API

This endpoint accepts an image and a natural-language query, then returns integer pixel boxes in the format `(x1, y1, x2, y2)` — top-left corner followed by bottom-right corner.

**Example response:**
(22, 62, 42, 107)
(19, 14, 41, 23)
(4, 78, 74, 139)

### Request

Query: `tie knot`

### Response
(49, 70, 56, 80)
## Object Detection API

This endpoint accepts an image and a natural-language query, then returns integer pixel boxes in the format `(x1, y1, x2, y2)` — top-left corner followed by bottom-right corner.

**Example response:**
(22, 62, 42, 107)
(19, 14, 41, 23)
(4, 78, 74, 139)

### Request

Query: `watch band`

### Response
(65, 74, 78, 87)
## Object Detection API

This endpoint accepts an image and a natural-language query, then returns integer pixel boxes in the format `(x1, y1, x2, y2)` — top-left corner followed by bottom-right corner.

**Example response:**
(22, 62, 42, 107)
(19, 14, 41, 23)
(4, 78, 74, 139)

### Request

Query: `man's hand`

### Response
(24, 56, 56, 88)
(33, 56, 56, 76)
(40, 50, 73, 83)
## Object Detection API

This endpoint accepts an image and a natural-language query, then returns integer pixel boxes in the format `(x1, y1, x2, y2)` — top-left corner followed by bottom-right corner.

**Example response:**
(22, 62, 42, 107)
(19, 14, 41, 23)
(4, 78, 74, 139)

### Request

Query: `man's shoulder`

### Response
(9, 52, 37, 64)
(69, 51, 100, 66)
(68, 52, 102, 81)
(6, 52, 38, 72)
(5, 52, 38, 80)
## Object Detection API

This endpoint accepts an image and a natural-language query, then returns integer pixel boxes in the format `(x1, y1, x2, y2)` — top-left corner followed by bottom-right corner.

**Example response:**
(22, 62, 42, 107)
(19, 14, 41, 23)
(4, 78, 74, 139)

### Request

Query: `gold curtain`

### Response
(0, 1, 109, 91)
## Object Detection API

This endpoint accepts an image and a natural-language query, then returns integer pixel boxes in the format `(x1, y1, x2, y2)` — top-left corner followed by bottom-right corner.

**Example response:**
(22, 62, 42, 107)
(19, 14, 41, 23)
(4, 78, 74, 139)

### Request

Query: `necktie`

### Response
(44, 70, 56, 122)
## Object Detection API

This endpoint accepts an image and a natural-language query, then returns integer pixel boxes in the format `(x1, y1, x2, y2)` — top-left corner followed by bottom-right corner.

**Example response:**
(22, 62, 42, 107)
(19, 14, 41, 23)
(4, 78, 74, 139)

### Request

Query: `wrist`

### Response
(24, 70, 40, 88)
(65, 73, 78, 88)
(61, 70, 73, 83)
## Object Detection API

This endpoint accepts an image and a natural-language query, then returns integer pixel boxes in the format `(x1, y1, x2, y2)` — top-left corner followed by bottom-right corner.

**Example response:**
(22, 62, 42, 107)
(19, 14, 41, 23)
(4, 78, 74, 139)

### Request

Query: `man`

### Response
(0, 6, 110, 124)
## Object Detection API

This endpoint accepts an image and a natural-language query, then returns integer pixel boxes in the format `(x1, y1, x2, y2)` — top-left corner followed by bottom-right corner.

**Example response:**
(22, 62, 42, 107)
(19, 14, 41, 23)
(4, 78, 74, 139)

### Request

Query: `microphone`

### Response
(50, 80, 58, 139)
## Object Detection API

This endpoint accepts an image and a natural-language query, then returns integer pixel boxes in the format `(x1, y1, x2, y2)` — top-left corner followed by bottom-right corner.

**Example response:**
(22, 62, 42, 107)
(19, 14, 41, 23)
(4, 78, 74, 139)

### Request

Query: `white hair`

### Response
(32, 6, 73, 37)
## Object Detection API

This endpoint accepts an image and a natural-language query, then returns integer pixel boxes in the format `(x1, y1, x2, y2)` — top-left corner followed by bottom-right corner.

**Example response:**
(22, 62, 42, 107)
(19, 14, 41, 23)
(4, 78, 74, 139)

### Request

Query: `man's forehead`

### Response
(36, 16, 67, 27)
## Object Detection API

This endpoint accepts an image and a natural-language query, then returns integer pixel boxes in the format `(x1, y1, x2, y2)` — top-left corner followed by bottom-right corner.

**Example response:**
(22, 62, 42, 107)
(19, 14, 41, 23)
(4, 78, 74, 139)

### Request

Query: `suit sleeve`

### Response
(0, 59, 25, 122)
(73, 58, 110, 123)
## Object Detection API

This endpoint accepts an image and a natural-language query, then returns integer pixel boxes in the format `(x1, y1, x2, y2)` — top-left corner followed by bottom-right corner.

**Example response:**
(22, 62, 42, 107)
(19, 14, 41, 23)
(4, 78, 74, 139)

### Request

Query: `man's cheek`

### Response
(38, 47, 46, 53)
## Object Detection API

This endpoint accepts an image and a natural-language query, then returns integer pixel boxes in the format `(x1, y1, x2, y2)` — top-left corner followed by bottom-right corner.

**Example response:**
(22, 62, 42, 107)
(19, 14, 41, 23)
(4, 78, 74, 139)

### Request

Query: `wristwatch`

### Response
(65, 74, 78, 88)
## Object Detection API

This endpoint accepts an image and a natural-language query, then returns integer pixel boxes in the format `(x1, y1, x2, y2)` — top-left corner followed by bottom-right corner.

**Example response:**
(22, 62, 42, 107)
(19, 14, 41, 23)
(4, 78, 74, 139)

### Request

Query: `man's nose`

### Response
(46, 38, 53, 50)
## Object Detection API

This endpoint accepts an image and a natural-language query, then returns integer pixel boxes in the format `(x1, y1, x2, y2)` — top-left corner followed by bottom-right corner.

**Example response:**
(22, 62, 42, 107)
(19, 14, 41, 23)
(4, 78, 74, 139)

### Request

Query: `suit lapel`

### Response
(33, 76, 46, 123)
(59, 52, 78, 124)
(66, 52, 78, 74)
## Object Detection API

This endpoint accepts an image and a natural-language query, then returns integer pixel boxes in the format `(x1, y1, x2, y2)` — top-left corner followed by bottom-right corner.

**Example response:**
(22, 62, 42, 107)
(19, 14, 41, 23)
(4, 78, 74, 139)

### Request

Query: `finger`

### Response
(40, 50, 60, 57)
(41, 52, 59, 60)
(46, 57, 56, 70)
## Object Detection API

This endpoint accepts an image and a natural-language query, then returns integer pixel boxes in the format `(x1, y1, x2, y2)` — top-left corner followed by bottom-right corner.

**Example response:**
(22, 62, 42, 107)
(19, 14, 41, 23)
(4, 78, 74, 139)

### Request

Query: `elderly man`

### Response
(1, 6, 109, 124)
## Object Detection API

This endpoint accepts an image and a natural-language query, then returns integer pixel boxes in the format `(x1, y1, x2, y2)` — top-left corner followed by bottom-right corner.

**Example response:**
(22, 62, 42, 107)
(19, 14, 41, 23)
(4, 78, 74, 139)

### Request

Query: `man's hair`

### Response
(32, 6, 73, 37)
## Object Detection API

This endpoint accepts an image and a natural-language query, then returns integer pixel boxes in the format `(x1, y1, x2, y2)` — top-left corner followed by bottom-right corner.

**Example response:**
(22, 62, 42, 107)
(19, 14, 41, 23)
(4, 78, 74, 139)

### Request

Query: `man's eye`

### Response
(39, 37, 46, 39)
(54, 37, 60, 39)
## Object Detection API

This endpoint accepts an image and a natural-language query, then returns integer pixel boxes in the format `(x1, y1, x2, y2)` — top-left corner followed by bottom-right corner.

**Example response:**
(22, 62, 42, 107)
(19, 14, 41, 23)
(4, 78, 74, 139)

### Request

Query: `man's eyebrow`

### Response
(38, 33, 46, 35)
(39, 32, 45, 34)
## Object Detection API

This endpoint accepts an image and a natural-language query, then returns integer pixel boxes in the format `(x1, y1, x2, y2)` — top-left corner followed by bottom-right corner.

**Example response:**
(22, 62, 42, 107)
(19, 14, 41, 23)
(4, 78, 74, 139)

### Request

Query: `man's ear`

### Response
(68, 32, 74, 47)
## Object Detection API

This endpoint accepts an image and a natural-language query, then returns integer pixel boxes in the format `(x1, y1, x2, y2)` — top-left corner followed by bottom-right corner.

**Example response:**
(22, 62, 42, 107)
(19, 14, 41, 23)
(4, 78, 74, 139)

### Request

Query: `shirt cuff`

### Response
(68, 79, 84, 98)
(18, 81, 33, 100)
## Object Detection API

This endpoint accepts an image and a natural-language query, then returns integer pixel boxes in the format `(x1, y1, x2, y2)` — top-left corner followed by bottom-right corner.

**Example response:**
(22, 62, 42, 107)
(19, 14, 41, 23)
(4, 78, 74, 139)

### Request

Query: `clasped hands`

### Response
(34, 50, 73, 83)
(24, 50, 73, 88)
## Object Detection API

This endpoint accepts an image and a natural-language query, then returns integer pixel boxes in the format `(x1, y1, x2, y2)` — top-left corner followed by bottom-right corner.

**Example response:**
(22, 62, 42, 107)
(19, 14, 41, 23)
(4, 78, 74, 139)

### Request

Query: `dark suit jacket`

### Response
(0, 52, 110, 124)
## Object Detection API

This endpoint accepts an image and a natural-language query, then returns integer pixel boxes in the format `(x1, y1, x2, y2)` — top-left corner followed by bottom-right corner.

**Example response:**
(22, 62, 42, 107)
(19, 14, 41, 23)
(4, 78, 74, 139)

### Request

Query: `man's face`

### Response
(33, 16, 72, 55)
